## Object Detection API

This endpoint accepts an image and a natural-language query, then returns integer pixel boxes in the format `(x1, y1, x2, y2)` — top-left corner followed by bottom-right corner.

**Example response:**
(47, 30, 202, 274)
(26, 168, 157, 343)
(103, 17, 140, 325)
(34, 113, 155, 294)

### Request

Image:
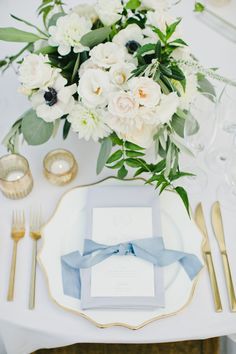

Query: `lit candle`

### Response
(51, 159, 70, 174)
(6, 170, 24, 182)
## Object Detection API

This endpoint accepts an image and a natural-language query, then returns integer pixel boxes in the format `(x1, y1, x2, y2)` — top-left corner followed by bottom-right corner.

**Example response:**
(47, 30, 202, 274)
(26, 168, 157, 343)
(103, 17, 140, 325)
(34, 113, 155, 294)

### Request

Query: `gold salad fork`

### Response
(29, 209, 42, 310)
(7, 210, 25, 301)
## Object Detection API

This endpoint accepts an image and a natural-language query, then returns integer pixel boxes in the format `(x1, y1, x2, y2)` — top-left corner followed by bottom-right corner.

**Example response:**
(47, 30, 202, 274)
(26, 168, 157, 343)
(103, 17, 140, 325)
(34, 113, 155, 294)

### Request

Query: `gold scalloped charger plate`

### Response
(38, 177, 204, 330)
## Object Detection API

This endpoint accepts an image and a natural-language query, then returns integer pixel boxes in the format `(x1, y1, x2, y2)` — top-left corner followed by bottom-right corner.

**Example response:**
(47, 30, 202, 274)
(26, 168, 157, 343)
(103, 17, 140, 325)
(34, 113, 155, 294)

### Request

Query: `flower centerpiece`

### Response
(0, 0, 232, 213)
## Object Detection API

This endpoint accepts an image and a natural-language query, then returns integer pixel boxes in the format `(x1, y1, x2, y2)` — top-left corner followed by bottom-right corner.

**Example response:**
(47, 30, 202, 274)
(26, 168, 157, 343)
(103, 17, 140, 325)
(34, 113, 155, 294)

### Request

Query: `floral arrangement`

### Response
(0, 0, 226, 213)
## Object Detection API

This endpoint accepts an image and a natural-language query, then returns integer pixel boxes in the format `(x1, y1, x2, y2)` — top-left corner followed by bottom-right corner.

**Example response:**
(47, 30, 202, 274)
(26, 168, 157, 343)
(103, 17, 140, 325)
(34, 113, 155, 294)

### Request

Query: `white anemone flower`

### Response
(90, 42, 126, 69)
(67, 103, 110, 141)
(112, 24, 144, 54)
(48, 13, 92, 56)
(31, 74, 77, 122)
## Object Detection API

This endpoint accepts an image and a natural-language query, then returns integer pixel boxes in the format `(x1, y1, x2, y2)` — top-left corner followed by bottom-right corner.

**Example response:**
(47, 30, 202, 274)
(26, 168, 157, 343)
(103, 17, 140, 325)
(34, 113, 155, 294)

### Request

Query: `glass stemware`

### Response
(205, 86, 236, 172)
(181, 93, 217, 194)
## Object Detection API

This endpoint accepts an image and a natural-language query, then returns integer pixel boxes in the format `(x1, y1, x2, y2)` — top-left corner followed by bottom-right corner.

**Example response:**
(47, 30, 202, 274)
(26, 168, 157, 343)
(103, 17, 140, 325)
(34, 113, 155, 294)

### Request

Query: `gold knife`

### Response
(211, 201, 236, 312)
(195, 203, 222, 312)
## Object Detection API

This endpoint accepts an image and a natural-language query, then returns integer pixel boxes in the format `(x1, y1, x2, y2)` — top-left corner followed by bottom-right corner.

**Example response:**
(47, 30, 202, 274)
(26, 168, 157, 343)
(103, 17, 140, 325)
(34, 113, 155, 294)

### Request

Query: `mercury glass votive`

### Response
(0, 154, 33, 199)
(43, 149, 78, 186)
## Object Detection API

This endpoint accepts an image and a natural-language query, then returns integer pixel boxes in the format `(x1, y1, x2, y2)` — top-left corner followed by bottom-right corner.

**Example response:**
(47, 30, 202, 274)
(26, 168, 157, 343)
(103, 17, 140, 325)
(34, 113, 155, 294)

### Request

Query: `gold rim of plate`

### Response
(38, 176, 205, 330)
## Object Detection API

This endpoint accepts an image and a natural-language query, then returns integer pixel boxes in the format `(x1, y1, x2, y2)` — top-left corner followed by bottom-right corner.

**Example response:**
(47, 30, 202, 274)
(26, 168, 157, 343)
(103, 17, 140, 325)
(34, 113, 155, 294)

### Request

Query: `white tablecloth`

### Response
(0, 0, 236, 353)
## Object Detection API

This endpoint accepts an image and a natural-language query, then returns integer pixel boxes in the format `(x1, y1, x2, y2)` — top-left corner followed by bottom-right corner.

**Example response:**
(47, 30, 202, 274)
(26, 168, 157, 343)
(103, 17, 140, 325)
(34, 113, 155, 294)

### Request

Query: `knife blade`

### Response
(211, 201, 236, 312)
(195, 203, 222, 312)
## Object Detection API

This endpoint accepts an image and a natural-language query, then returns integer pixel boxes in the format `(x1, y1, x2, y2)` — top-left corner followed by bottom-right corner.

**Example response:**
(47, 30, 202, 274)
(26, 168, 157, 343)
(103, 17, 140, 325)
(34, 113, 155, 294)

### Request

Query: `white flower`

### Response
(79, 59, 100, 78)
(48, 13, 92, 56)
(109, 62, 136, 87)
(128, 77, 161, 107)
(18, 54, 57, 90)
(108, 91, 139, 119)
(95, 0, 123, 26)
(72, 4, 98, 23)
(90, 43, 126, 69)
(146, 11, 179, 39)
(67, 103, 110, 141)
(78, 68, 115, 107)
(156, 92, 179, 124)
(121, 124, 156, 148)
(31, 74, 76, 122)
(141, 0, 169, 11)
(113, 24, 144, 51)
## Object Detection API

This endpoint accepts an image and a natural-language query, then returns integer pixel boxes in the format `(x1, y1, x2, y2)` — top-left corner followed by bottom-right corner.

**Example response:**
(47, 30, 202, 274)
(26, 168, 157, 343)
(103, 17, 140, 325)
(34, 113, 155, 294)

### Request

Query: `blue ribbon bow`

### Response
(61, 237, 203, 300)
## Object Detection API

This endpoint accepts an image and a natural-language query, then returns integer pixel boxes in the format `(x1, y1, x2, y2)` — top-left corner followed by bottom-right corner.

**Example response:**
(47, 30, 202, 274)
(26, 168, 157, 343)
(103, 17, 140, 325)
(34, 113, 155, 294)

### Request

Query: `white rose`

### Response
(31, 74, 76, 122)
(78, 68, 115, 107)
(113, 24, 144, 51)
(18, 54, 56, 90)
(67, 103, 110, 141)
(109, 62, 136, 87)
(95, 0, 123, 26)
(90, 43, 126, 69)
(79, 59, 100, 78)
(128, 77, 161, 107)
(48, 13, 92, 56)
(121, 124, 155, 148)
(108, 91, 139, 119)
(72, 4, 98, 23)
(156, 92, 179, 124)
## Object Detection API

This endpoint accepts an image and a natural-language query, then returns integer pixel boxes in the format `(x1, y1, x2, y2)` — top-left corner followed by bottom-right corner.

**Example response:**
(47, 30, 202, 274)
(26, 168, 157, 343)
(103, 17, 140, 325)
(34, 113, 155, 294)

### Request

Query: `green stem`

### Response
(2, 43, 32, 72)
(71, 53, 80, 83)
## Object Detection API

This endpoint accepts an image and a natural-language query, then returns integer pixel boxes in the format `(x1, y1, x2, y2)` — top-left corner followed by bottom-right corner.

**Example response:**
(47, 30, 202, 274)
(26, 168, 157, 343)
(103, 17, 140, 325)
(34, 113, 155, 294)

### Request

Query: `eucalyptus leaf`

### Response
(197, 73, 216, 98)
(0, 27, 42, 42)
(81, 27, 111, 48)
(21, 109, 54, 145)
(171, 113, 185, 138)
(96, 137, 112, 174)
(125, 0, 141, 10)
(48, 12, 65, 27)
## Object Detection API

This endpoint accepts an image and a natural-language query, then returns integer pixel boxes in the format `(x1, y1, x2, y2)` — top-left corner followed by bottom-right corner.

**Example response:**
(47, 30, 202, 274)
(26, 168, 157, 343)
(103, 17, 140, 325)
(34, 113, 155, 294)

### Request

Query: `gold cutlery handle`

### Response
(7, 240, 18, 301)
(29, 240, 37, 310)
(222, 252, 236, 312)
(205, 253, 223, 312)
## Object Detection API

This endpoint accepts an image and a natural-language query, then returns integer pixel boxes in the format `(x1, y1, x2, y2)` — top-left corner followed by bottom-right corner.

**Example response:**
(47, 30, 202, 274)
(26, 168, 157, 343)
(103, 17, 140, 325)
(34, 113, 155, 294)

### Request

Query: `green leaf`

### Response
(106, 150, 123, 164)
(133, 167, 146, 177)
(166, 19, 181, 40)
(0, 27, 42, 42)
(63, 119, 71, 139)
(21, 109, 53, 145)
(10, 14, 48, 37)
(155, 40, 162, 59)
(48, 12, 65, 27)
(175, 186, 190, 216)
(136, 43, 155, 57)
(171, 65, 185, 81)
(96, 137, 112, 174)
(153, 159, 166, 173)
(107, 160, 124, 169)
(125, 141, 144, 151)
(194, 2, 205, 12)
(170, 38, 188, 46)
(126, 150, 145, 158)
(125, 0, 141, 10)
(35, 46, 57, 55)
(159, 64, 172, 77)
(171, 113, 185, 138)
(151, 26, 166, 43)
(125, 158, 142, 168)
(81, 27, 111, 48)
(118, 166, 128, 179)
(197, 73, 216, 98)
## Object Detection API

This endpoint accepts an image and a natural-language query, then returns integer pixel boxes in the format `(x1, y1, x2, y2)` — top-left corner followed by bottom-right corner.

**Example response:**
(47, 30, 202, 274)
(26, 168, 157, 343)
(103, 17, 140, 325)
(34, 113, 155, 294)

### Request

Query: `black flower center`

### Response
(44, 87, 57, 107)
(125, 40, 141, 54)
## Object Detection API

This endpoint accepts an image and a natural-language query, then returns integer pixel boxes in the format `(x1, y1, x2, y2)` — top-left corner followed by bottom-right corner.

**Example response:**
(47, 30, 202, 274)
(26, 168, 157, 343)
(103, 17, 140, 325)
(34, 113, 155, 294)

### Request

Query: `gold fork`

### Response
(7, 210, 25, 301)
(29, 209, 42, 310)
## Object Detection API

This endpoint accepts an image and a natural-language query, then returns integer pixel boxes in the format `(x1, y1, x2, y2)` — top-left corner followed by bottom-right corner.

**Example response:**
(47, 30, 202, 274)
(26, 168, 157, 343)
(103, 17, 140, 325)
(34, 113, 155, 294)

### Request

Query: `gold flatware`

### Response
(7, 210, 25, 301)
(195, 203, 222, 312)
(211, 201, 236, 312)
(29, 209, 42, 310)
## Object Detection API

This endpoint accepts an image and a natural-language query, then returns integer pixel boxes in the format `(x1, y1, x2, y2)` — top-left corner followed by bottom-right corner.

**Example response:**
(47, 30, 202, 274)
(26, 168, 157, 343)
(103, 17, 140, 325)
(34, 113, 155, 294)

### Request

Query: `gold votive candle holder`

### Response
(43, 149, 78, 186)
(0, 154, 33, 199)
